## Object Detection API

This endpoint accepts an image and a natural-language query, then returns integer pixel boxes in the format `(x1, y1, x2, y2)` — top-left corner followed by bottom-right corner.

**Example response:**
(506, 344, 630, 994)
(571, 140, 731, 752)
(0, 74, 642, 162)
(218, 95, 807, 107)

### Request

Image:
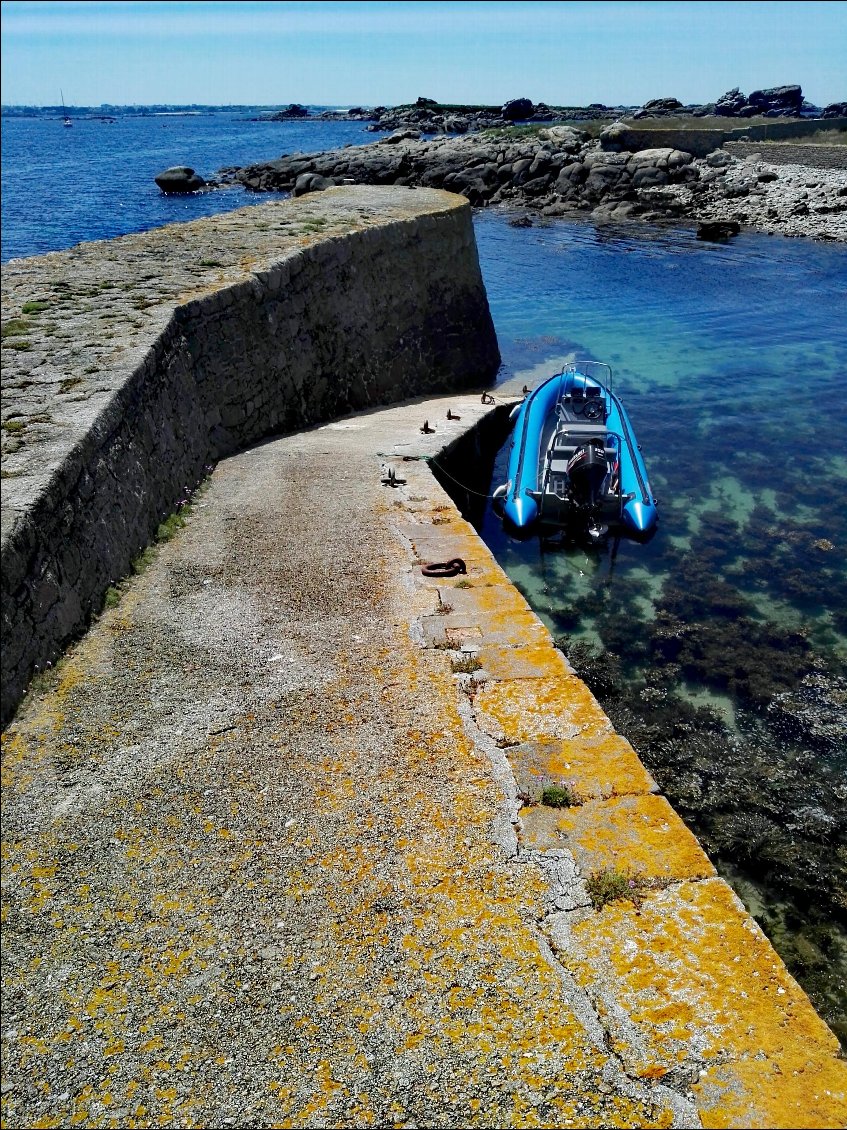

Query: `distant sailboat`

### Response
(61, 90, 72, 127)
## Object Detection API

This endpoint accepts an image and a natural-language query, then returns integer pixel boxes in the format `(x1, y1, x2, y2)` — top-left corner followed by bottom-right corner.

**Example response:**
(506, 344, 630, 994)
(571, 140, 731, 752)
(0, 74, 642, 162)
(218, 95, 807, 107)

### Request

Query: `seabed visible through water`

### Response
(438, 212, 847, 1044)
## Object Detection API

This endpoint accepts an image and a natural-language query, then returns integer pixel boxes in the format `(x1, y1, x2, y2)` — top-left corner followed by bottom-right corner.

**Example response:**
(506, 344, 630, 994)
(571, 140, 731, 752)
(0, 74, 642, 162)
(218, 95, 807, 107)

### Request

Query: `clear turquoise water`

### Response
(473, 213, 847, 655)
(467, 211, 847, 1044)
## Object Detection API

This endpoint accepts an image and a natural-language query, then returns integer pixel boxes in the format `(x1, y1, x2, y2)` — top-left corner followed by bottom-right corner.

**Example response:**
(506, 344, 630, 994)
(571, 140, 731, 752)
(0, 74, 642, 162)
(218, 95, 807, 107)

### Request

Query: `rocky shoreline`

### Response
(261, 87, 847, 133)
(225, 123, 847, 242)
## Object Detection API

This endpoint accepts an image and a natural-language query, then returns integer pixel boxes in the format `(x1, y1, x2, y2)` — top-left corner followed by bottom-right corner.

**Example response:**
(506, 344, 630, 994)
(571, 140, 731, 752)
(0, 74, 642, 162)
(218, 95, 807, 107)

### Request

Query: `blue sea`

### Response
(1, 111, 370, 262)
(3, 109, 846, 1041)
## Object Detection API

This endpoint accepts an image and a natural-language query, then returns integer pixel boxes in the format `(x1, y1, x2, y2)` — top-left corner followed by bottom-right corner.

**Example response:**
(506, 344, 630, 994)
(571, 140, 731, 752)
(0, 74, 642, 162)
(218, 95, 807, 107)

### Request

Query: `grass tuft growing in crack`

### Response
(585, 867, 649, 910)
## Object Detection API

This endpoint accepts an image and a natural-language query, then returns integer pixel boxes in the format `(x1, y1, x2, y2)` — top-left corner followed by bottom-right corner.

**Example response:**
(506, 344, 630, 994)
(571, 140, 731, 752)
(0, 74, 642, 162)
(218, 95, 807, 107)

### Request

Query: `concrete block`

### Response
(476, 643, 570, 681)
(563, 877, 847, 1123)
(521, 793, 716, 882)
(509, 733, 658, 801)
(474, 674, 613, 745)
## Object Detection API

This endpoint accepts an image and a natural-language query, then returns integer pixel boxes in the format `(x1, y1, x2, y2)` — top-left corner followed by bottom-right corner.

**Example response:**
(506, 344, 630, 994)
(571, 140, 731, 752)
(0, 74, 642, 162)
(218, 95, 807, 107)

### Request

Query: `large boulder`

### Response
(291, 173, 335, 197)
(630, 147, 691, 171)
(643, 97, 683, 111)
(538, 125, 586, 152)
(822, 101, 847, 118)
(443, 168, 497, 205)
(633, 97, 683, 119)
(747, 84, 803, 115)
(714, 87, 747, 116)
(591, 200, 642, 223)
(581, 155, 630, 200)
(554, 161, 587, 197)
(531, 102, 556, 121)
(630, 165, 669, 188)
(501, 98, 534, 121)
(713, 85, 805, 118)
(599, 122, 634, 152)
(583, 151, 630, 170)
(154, 166, 206, 193)
(271, 103, 309, 119)
(378, 129, 421, 144)
(626, 147, 693, 187)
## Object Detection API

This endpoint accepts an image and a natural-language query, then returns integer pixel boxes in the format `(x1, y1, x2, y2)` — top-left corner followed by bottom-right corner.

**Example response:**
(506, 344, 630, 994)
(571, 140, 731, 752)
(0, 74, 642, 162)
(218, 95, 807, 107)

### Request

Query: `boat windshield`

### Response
(562, 360, 613, 393)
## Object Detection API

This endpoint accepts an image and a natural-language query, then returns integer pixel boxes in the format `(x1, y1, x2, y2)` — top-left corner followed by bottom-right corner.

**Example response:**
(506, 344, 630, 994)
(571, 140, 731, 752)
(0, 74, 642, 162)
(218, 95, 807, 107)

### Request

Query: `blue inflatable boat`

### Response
(494, 362, 658, 543)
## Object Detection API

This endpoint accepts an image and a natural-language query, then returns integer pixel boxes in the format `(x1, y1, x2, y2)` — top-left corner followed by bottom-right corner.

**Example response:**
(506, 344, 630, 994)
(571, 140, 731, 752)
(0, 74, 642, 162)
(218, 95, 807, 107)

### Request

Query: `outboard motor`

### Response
(566, 441, 609, 507)
(566, 441, 610, 540)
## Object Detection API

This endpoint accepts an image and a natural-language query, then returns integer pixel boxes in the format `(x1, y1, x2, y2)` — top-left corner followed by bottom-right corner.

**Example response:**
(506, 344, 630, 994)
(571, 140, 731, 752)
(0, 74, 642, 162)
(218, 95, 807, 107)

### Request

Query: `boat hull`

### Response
(499, 367, 658, 541)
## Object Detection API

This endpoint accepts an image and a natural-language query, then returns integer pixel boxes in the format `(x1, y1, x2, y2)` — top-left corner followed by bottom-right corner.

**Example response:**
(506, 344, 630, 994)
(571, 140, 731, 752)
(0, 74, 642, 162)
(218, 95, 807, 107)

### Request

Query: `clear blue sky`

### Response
(1, 0, 844, 108)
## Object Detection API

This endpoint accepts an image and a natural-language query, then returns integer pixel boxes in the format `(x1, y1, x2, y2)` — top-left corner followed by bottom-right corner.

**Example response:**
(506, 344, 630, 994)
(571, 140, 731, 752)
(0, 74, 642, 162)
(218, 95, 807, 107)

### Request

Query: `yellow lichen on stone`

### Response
(561, 876, 847, 1126)
(523, 794, 716, 882)
(434, 557, 509, 590)
(474, 675, 613, 745)
(476, 643, 571, 681)
(693, 1055, 847, 1129)
(437, 607, 551, 653)
(445, 581, 533, 617)
(509, 734, 658, 801)
(6, 383, 842, 1128)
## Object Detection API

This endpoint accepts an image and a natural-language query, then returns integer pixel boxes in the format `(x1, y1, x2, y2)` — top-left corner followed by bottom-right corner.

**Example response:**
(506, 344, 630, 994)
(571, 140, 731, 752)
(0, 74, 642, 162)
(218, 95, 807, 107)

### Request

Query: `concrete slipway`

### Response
(2, 388, 846, 1129)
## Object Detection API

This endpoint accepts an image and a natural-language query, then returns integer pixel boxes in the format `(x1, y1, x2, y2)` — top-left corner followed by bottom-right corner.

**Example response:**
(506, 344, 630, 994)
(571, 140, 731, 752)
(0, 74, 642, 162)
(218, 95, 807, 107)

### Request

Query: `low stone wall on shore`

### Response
(0, 186, 501, 727)
(611, 117, 847, 157)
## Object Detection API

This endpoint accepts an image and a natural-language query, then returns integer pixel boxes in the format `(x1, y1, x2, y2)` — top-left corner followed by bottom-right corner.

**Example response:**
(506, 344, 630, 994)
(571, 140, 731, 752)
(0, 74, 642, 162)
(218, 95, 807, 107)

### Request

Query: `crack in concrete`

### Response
(443, 653, 703, 1127)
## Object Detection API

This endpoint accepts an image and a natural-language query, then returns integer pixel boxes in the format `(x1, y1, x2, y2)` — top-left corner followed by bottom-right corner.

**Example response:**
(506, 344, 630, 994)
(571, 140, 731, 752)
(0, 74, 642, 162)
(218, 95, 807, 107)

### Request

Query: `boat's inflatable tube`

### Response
(606, 390, 658, 539)
(501, 374, 563, 530)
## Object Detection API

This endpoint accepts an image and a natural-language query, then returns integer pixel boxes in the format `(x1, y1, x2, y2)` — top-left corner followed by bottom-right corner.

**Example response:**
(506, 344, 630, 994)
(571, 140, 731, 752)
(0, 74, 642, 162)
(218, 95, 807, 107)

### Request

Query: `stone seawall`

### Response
(613, 118, 846, 158)
(724, 140, 847, 169)
(0, 186, 501, 727)
(4, 387, 845, 1128)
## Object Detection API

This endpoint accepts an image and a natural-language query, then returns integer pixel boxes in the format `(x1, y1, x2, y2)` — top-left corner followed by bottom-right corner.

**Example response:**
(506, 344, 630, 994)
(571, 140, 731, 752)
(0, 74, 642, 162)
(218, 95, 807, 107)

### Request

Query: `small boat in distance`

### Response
(494, 361, 658, 544)
(61, 90, 72, 127)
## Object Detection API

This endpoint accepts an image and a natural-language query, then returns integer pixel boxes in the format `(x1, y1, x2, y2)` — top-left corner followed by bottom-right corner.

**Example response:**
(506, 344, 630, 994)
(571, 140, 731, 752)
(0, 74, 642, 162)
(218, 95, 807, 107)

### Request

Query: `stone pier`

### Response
(2, 190, 845, 1128)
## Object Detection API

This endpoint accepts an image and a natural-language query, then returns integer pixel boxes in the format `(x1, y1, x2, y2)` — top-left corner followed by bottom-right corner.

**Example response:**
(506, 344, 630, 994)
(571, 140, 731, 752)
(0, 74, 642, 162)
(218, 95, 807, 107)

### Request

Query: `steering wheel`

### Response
(583, 399, 603, 420)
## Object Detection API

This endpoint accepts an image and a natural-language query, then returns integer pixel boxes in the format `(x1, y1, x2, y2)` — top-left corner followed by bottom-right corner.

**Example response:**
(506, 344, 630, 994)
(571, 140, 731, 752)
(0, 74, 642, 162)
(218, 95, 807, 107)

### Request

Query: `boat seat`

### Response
(551, 426, 613, 458)
(548, 458, 571, 474)
(550, 445, 618, 463)
(555, 424, 607, 443)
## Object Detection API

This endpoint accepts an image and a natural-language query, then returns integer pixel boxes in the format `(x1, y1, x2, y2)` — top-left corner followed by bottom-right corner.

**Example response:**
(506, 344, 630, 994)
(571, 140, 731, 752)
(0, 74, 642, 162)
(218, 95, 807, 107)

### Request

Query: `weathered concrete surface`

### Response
(0, 186, 500, 727)
(3, 391, 846, 1129)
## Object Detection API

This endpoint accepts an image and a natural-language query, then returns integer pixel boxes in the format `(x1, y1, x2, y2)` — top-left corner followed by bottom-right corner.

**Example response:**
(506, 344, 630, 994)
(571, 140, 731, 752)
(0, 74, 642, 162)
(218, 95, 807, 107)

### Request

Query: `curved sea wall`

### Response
(0, 186, 501, 726)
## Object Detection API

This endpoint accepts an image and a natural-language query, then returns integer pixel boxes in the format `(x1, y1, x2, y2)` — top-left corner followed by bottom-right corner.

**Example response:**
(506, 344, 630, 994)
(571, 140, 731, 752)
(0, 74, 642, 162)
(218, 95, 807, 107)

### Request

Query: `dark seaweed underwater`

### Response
(448, 213, 847, 1046)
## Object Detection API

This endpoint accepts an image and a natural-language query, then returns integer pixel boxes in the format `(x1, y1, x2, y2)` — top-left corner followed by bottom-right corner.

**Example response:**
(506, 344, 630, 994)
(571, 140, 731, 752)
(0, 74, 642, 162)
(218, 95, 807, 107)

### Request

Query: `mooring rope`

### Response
(425, 454, 503, 500)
